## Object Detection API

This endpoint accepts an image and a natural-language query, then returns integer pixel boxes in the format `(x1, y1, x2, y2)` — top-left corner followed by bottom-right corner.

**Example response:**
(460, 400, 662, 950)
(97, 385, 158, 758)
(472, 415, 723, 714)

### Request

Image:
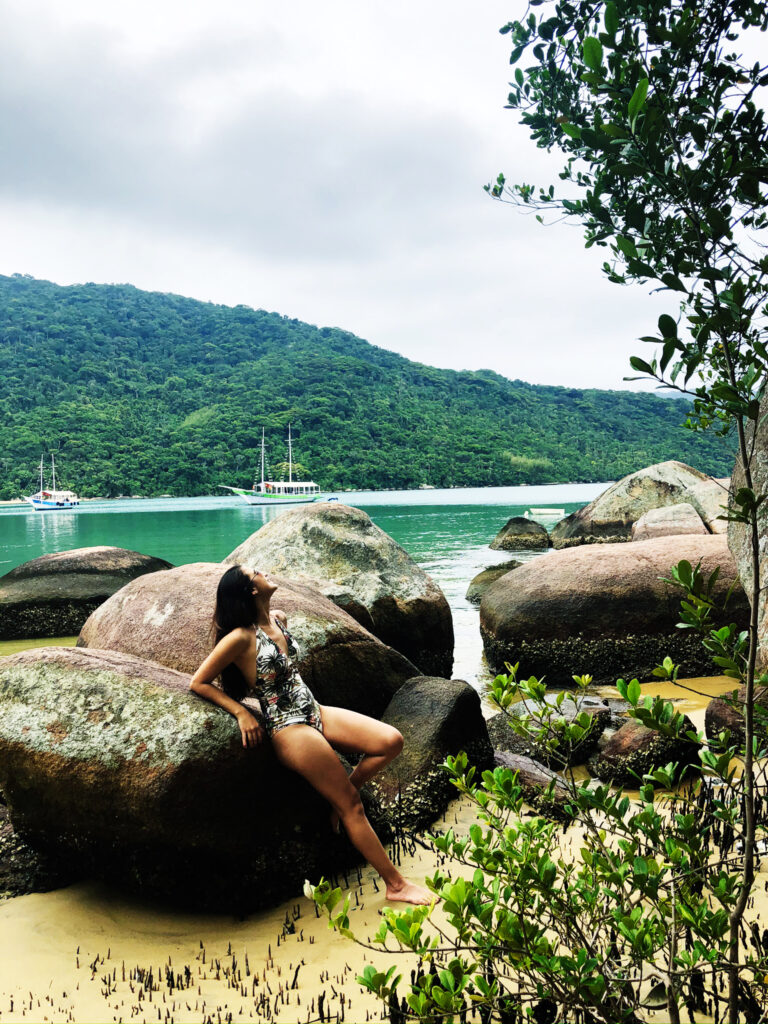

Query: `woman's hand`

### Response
(236, 708, 264, 748)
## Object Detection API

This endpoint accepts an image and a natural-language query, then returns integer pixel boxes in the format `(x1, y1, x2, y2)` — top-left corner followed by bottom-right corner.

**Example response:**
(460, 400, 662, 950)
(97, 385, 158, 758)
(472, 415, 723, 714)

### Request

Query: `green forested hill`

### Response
(0, 274, 733, 499)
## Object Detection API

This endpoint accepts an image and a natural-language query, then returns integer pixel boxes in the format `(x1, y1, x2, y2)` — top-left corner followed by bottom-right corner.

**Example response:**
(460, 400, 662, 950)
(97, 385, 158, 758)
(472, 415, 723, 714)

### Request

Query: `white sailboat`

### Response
(24, 454, 80, 511)
(221, 426, 325, 506)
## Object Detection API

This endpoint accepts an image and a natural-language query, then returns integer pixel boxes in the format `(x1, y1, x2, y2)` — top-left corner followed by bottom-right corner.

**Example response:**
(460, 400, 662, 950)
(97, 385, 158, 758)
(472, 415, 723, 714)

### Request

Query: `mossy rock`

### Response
(466, 561, 521, 605)
(0, 546, 172, 640)
(490, 517, 549, 552)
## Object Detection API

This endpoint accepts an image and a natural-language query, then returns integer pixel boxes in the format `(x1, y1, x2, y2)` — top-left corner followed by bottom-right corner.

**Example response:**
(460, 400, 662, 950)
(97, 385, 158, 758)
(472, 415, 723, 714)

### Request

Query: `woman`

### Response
(190, 564, 431, 905)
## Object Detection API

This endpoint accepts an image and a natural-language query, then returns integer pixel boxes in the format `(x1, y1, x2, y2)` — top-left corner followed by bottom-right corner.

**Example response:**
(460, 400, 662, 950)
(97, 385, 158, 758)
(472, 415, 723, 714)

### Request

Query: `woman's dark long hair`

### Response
(213, 564, 256, 701)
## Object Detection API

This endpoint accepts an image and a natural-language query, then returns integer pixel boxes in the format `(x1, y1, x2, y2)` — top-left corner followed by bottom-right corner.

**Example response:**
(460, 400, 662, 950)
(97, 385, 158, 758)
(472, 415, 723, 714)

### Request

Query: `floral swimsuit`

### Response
(246, 619, 323, 737)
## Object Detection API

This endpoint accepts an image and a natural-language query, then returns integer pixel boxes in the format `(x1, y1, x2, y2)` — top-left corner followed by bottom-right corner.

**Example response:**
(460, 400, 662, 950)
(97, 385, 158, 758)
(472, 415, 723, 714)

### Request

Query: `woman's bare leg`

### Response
(271, 724, 431, 905)
(320, 706, 403, 789)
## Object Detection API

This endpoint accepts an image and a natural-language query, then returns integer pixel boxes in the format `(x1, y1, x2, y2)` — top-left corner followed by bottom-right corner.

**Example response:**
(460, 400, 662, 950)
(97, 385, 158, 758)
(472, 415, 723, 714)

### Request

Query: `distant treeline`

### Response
(0, 274, 734, 499)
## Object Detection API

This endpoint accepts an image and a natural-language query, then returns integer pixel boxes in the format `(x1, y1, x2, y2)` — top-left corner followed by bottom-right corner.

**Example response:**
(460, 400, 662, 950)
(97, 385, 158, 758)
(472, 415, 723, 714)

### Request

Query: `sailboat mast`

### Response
(51, 453, 56, 493)
(39, 455, 44, 494)
(260, 429, 265, 490)
(288, 425, 293, 484)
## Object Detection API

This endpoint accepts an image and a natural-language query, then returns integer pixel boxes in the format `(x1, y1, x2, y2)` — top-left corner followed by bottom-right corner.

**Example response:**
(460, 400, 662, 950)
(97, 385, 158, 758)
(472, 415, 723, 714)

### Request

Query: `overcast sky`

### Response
(0, 0, 682, 390)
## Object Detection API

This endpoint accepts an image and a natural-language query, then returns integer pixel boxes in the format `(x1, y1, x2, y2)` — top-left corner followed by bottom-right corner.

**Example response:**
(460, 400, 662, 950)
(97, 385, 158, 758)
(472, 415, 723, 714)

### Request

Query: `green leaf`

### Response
(660, 338, 677, 373)
(540, 858, 557, 887)
(628, 78, 649, 123)
(629, 355, 653, 375)
(661, 272, 687, 292)
(616, 235, 638, 259)
(658, 314, 677, 338)
(582, 36, 603, 72)
(705, 207, 731, 239)
(604, 2, 619, 35)
(645, 982, 669, 1009)
(676, 560, 693, 588)
(633, 855, 648, 877)
(627, 679, 641, 705)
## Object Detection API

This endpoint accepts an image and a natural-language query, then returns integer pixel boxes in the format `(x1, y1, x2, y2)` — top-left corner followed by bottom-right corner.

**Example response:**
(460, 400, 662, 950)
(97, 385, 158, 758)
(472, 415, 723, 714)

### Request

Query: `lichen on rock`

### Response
(551, 461, 713, 548)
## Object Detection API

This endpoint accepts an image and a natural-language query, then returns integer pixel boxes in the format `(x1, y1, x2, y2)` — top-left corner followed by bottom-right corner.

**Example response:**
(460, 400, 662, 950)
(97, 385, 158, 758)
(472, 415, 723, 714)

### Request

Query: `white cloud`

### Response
(0, 0, 684, 389)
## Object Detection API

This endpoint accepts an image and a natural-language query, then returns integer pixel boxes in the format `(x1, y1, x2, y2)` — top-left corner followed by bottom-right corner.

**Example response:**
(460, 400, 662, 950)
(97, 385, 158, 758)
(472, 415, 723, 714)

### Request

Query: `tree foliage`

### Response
(487, 3, 768, 1013)
(0, 274, 732, 499)
(489, 0, 768, 436)
(316, 643, 768, 1022)
(312, 1, 768, 1020)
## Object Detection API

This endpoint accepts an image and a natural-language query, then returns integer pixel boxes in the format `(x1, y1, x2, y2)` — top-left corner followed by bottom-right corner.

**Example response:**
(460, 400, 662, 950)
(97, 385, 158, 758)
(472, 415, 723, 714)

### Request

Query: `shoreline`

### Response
(0, 481, 613, 506)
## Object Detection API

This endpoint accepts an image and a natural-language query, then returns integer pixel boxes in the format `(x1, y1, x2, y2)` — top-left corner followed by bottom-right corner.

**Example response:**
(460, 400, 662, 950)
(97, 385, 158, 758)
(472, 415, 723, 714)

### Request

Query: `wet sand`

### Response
(595, 674, 738, 733)
(0, 799, 482, 1024)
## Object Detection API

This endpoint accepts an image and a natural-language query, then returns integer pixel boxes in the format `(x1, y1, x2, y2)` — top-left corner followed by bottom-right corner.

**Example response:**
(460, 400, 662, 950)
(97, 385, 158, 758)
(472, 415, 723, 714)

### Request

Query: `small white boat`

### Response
(221, 426, 326, 506)
(24, 454, 80, 511)
(523, 507, 565, 520)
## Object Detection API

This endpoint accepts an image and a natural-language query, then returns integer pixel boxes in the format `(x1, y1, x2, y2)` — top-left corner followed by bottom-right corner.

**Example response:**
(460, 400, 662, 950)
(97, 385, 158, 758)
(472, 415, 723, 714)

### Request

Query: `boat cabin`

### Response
(260, 480, 320, 496)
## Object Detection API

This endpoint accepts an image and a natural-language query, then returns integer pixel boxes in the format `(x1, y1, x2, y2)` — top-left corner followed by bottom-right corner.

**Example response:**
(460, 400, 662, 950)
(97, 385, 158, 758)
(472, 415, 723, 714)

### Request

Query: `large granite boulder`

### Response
(466, 561, 521, 605)
(480, 534, 749, 686)
(631, 503, 708, 542)
(688, 477, 730, 534)
(551, 461, 712, 548)
(0, 646, 386, 909)
(369, 677, 493, 830)
(588, 715, 700, 787)
(78, 562, 418, 719)
(489, 517, 549, 552)
(0, 546, 173, 641)
(225, 503, 453, 678)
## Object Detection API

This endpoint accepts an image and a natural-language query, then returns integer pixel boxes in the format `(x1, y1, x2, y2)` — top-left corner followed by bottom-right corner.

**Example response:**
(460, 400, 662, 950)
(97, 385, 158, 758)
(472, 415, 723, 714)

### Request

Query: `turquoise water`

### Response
(0, 483, 606, 686)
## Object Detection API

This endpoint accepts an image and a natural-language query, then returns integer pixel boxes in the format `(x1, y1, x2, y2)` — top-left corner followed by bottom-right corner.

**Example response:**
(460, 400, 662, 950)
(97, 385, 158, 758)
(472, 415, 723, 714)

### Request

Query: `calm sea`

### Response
(0, 483, 606, 687)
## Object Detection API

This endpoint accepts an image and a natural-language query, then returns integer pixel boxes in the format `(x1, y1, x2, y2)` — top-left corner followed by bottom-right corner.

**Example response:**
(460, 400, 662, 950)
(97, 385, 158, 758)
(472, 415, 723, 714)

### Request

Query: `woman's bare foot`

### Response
(385, 879, 433, 905)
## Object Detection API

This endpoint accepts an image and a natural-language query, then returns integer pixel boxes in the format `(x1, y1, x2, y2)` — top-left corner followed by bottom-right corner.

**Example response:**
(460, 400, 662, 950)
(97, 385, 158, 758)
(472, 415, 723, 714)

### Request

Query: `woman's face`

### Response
(249, 568, 277, 600)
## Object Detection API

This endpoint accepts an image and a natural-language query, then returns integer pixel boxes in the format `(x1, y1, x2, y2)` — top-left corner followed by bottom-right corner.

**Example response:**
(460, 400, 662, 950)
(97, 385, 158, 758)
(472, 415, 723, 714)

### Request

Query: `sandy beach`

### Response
(0, 798, 481, 1024)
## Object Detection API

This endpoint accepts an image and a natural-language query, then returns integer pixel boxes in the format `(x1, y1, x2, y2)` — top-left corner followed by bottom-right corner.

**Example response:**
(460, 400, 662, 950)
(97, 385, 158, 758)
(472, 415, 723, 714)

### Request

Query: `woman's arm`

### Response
(190, 630, 264, 748)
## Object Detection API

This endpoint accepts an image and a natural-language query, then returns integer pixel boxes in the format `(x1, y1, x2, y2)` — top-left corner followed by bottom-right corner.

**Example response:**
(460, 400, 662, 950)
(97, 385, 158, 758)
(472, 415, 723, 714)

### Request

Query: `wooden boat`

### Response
(221, 426, 325, 506)
(24, 454, 80, 511)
